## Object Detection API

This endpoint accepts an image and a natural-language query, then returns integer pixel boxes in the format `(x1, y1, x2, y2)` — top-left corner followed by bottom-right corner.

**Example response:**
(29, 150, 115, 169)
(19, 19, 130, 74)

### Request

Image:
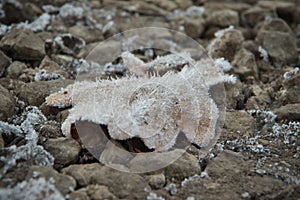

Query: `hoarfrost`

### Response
(17, 13, 51, 32)
(59, 3, 84, 20)
(34, 69, 65, 82)
(0, 177, 64, 200)
(0, 106, 54, 176)
(258, 46, 269, 62)
(283, 67, 299, 79)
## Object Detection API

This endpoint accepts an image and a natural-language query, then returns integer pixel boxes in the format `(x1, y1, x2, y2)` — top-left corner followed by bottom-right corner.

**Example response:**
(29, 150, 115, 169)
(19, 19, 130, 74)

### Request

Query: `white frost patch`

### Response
(17, 13, 51, 32)
(258, 46, 269, 62)
(167, 6, 205, 19)
(283, 67, 299, 79)
(0, 178, 64, 200)
(215, 57, 232, 72)
(147, 192, 165, 200)
(6, 0, 22, 9)
(34, 69, 65, 82)
(59, 3, 84, 20)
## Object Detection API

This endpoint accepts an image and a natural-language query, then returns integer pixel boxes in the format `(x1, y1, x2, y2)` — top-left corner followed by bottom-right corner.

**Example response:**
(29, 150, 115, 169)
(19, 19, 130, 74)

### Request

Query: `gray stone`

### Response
(16, 79, 73, 106)
(224, 110, 256, 136)
(0, 28, 45, 61)
(43, 138, 81, 169)
(6, 61, 27, 79)
(70, 188, 89, 200)
(0, 84, 15, 121)
(273, 104, 300, 121)
(0, 133, 4, 148)
(26, 165, 76, 196)
(255, 18, 293, 34)
(207, 10, 239, 28)
(164, 152, 200, 181)
(0, 50, 11, 77)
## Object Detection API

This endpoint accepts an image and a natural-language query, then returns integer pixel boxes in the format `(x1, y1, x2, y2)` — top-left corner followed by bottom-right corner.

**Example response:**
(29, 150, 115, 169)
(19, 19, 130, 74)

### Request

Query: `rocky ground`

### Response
(0, 0, 300, 199)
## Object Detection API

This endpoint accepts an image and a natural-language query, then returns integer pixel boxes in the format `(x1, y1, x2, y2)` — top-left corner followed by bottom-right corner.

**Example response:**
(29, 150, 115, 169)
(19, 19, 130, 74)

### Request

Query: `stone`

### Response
(16, 79, 73, 106)
(38, 56, 69, 79)
(26, 166, 76, 196)
(0, 84, 15, 121)
(69, 25, 103, 44)
(86, 185, 118, 200)
(184, 17, 205, 38)
(207, 10, 239, 28)
(0, 133, 4, 148)
(43, 138, 81, 169)
(282, 72, 300, 104)
(232, 48, 259, 80)
(257, 31, 298, 67)
(146, 174, 166, 189)
(173, 0, 193, 10)
(273, 104, 300, 121)
(0, 28, 45, 61)
(0, 50, 11, 77)
(62, 163, 148, 199)
(255, 18, 293, 34)
(70, 188, 89, 200)
(1, 0, 27, 24)
(164, 152, 200, 181)
(205, 2, 251, 13)
(224, 110, 256, 136)
(6, 61, 27, 79)
(225, 80, 244, 110)
(242, 7, 273, 27)
(209, 29, 244, 61)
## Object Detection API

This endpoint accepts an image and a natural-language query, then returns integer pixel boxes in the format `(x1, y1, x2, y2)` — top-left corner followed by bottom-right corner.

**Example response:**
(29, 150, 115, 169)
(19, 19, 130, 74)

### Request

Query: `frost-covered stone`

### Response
(0, 84, 15, 121)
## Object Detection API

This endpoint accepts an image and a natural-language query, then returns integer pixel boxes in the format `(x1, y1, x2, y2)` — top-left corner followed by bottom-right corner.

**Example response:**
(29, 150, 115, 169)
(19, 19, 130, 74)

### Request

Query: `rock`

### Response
(146, 174, 166, 189)
(242, 7, 273, 27)
(245, 85, 272, 110)
(255, 18, 293, 34)
(38, 56, 69, 80)
(0, 28, 45, 61)
(232, 48, 259, 80)
(257, 31, 298, 67)
(86, 185, 118, 200)
(43, 138, 81, 169)
(224, 111, 256, 136)
(273, 104, 300, 121)
(61, 163, 103, 187)
(70, 188, 89, 200)
(142, 0, 177, 11)
(69, 25, 103, 44)
(205, 2, 251, 13)
(225, 80, 244, 110)
(207, 10, 239, 28)
(173, 0, 193, 10)
(282, 72, 300, 104)
(62, 163, 148, 199)
(6, 61, 27, 79)
(16, 79, 73, 106)
(209, 29, 244, 61)
(0, 84, 15, 121)
(164, 152, 200, 181)
(0, 133, 4, 148)
(1, 0, 27, 24)
(26, 166, 76, 196)
(0, 50, 11, 77)
(205, 150, 249, 179)
(184, 17, 205, 38)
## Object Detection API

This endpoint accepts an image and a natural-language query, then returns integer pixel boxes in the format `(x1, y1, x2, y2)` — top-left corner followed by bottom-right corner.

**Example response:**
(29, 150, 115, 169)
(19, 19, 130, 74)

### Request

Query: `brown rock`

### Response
(257, 31, 298, 67)
(0, 50, 11, 77)
(207, 10, 239, 28)
(6, 61, 27, 79)
(62, 163, 148, 199)
(0, 29, 45, 61)
(224, 110, 256, 136)
(184, 17, 205, 38)
(16, 79, 73, 106)
(209, 29, 244, 61)
(164, 152, 200, 180)
(282, 72, 300, 104)
(273, 104, 300, 121)
(242, 7, 273, 27)
(69, 25, 103, 44)
(26, 166, 76, 195)
(146, 173, 166, 189)
(255, 18, 293, 34)
(43, 138, 81, 169)
(86, 185, 118, 200)
(0, 84, 15, 121)
(232, 48, 259, 80)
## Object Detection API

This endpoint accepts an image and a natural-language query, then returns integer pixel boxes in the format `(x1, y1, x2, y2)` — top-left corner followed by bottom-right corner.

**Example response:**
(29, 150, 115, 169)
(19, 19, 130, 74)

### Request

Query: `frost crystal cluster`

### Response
(46, 53, 235, 151)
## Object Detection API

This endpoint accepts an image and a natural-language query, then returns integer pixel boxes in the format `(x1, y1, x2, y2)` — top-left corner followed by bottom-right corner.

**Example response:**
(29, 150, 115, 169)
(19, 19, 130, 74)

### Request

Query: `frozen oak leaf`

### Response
(45, 53, 235, 152)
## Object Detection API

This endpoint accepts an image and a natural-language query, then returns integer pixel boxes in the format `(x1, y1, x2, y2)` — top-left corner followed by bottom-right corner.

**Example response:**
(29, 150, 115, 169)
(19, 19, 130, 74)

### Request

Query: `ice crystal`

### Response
(0, 106, 54, 176)
(0, 177, 64, 200)
(16, 13, 51, 32)
(46, 53, 235, 151)
(34, 69, 65, 82)
(59, 3, 84, 21)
